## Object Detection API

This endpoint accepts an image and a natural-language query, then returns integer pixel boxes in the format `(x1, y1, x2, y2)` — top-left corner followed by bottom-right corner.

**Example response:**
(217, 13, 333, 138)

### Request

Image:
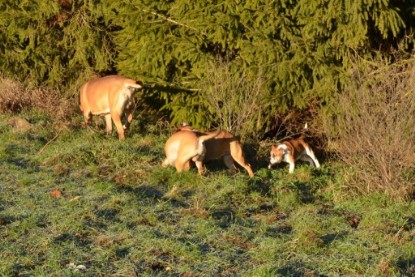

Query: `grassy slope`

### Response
(1, 113, 414, 276)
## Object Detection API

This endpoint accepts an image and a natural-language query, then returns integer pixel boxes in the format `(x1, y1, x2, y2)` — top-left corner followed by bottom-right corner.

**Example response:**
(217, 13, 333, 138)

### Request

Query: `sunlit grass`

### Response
(1, 113, 414, 276)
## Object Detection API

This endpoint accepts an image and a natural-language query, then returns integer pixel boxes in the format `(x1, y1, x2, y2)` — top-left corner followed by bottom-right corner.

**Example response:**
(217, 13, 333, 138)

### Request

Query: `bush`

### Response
(0, 76, 77, 125)
(198, 59, 267, 141)
(323, 56, 415, 200)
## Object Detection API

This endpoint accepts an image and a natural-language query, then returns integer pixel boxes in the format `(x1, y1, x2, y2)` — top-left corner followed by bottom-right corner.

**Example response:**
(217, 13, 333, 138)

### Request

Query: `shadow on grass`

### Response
(396, 258, 415, 276)
(211, 208, 236, 228)
(320, 231, 349, 246)
(132, 248, 179, 275)
(294, 181, 319, 204)
(52, 232, 92, 247)
(8, 263, 36, 277)
(4, 144, 39, 171)
(81, 208, 122, 231)
(116, 247, 130, 259)
(0, 214, 19, 226)
(265, 224, 293, 237)
(116, 184, 163, 200)
(95, 207, 121, 222)
(115, 184, 189, 208)
(246, 179, 271, 195)
(277, 260, 323, 277)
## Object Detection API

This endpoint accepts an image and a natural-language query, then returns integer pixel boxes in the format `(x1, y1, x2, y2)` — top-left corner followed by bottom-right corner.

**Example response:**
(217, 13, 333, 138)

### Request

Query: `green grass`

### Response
(1, 113, 415, 276)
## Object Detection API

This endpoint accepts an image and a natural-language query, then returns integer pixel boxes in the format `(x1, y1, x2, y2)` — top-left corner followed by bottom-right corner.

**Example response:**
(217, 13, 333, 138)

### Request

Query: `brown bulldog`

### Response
(171, 124, 254, 177)
(162, 126, 221, 174)
(79, 75, 143, 140)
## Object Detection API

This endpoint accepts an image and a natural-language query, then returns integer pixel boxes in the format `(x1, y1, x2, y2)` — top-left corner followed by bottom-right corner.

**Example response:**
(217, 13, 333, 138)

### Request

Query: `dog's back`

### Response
(163, 129, 198, 167)
(162, 128, 221, 174)
(204, 131, 238, 160)
(204, 130, 254, 177)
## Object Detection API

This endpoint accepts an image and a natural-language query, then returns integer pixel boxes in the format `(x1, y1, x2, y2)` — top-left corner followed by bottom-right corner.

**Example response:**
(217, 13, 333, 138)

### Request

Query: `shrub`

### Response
(198, 59, 267, 141)
(323, 56, 415, 200)
(0, 76, 77, 124)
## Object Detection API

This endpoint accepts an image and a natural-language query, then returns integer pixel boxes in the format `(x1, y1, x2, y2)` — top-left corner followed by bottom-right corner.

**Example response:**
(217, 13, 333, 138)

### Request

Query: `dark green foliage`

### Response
(0, 0, 114, 93)
(1, 0, 414, 131)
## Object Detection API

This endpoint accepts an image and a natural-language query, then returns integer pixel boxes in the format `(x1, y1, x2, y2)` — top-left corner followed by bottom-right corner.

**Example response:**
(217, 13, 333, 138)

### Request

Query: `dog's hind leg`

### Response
(174, 149, 203, 174)
(231, 157, 254, 177)
(184, 160, 191, 171)
(304, 146, 320, 168)
(83, 109, 92, 126)
(223, 155, 239, 173)
(227, 154, 254, 177)
(300, 155, 316, 167)
(230, 144, 254, 177)
(123, 97, 136, 131)
(195, 161, 204, 175)
(104, 114, 113, 135)
(174, 158, 188, 173)
(162, 158, 169, 167)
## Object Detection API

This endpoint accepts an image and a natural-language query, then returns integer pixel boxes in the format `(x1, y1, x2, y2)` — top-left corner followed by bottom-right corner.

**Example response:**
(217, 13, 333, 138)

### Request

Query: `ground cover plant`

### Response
(1, 108, 415, 276)
(2, 1, 415, 275)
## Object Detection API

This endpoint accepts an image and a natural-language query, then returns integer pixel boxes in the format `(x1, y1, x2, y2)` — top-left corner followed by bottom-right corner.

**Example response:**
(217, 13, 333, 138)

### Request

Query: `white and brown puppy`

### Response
(268, 135, 320, 173)
(175, 125, 254, 177)
(162, 126, 221, 175)
(79, 75, 143, 140)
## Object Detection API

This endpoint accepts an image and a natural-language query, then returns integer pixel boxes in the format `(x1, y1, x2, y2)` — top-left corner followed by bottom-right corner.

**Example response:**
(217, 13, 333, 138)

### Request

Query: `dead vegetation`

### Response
(323, 56, 415, 200)
(0, 75, 77, 125)
(199, 59, 266, 141)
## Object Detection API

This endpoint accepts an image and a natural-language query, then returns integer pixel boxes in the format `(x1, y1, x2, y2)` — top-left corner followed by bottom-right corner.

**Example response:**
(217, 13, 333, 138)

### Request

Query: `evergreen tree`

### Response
(0, 0, 114, 93)
(1, 0, 414, 133)
(105, 0, 412, 130)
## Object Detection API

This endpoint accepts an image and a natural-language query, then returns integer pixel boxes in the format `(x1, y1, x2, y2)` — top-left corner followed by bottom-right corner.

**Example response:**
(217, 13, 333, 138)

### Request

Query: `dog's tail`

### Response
(298, 123, 309, 139)
(198, 128, 221, 143)
(179, 128, 221, 164)
(193, 128, 221, 159)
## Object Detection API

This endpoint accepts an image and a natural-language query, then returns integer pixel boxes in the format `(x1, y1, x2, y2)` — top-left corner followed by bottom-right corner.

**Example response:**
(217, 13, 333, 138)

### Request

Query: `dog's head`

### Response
(269, 144, 288, 166)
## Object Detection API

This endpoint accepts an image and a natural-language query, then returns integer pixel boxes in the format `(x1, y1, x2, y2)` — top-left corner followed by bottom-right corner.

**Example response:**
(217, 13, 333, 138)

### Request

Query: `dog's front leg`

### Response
(288, 162, 295, 173)
(286, 155, 296, 173)
(195, 161, 204, 175)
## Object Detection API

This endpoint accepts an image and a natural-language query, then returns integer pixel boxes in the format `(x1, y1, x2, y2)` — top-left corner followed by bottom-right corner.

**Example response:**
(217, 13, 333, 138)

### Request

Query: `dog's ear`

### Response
(271, 144, 277, 150)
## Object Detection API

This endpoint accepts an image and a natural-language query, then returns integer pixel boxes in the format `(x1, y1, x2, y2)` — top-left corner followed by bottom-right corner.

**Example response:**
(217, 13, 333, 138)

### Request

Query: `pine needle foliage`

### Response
(1, 0, 414, 131)
(0, 0, 114, 93)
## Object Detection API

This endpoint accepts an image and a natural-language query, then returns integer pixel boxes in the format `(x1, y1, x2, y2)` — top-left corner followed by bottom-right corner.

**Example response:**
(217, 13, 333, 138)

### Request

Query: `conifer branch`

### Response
(141, 8, 208, 38)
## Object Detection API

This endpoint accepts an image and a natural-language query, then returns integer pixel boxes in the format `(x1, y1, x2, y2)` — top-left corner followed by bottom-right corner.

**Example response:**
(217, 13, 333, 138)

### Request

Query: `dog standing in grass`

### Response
(202, 130, 254, 177)
(79, 75, 143, 140)
(268, 134, 320, 174)
(162, 126, 221, 175)
(167, 124, 254, 177)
